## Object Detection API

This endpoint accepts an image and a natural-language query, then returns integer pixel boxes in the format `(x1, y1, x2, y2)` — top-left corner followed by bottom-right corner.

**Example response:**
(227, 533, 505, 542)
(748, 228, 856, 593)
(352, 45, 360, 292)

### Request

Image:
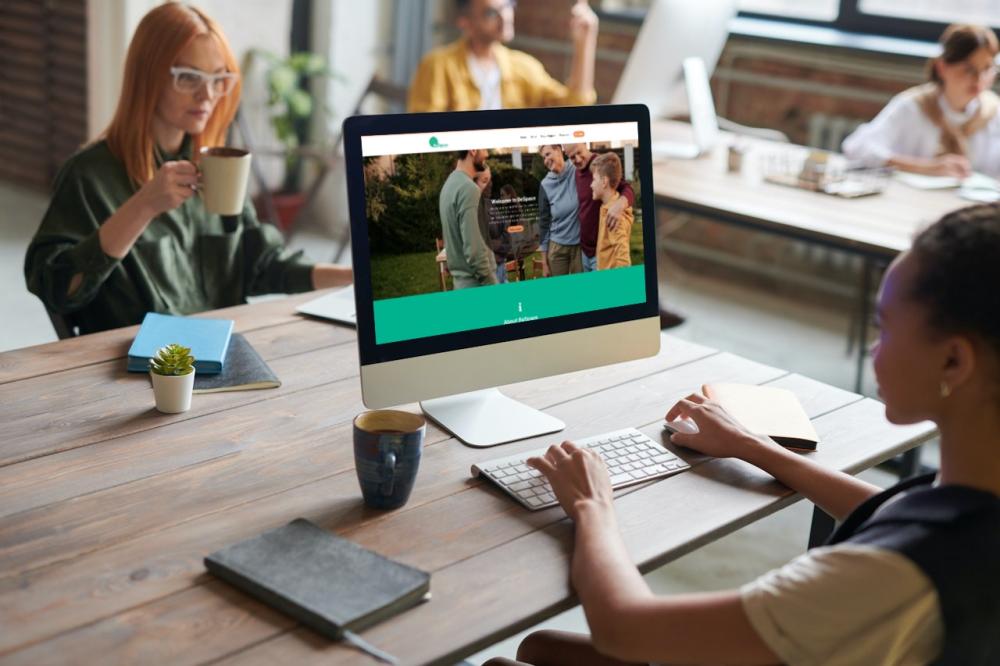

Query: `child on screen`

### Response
(590, 152, 632, 270)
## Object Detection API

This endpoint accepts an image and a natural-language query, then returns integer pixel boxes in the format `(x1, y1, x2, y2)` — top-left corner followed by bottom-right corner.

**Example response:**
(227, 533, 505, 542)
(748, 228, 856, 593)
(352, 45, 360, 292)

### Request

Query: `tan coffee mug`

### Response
(199, 147, 251, 216)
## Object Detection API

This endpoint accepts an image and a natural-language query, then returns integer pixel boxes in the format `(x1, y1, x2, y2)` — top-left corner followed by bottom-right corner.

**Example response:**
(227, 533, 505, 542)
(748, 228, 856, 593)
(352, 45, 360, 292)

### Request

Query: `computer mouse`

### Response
(664, 417, 699, 435)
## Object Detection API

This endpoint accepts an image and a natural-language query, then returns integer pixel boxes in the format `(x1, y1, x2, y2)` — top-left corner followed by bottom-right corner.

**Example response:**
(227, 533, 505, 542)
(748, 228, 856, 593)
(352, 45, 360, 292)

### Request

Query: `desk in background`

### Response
(0, 294, 935, 665)
(651, 119, 966, 394)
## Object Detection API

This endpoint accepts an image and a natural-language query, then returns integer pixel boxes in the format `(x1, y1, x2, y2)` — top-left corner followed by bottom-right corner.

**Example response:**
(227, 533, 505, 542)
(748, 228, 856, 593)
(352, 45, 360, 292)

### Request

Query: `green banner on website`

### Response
(373, 266, 646, 344)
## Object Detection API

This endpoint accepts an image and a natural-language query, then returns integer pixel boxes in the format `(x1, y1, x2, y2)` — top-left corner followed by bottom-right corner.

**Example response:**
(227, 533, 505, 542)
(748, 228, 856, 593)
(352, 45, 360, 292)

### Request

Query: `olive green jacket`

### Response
(25, 137, 314, 334)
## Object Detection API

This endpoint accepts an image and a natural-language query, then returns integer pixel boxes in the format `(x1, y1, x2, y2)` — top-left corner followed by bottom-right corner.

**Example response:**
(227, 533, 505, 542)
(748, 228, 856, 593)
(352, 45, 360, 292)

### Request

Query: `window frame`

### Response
(598, 0, 999, 43)
(740, 0, 955, 42)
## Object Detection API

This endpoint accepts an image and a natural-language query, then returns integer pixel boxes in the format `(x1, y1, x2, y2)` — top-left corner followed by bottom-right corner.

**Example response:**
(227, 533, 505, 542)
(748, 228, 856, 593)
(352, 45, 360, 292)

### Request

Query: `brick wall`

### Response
(711, 43, 924, 146)
(511, 3, 927, 141)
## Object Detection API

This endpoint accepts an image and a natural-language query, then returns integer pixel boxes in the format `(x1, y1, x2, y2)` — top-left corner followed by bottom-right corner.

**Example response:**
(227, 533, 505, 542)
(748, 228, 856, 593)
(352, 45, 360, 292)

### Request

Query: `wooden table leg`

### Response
(853, 257, 873, 395)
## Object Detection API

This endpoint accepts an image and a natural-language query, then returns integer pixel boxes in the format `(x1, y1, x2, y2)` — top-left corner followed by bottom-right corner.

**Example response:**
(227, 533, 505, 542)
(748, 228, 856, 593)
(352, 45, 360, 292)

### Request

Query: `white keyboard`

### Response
(471, 428, 690, 510)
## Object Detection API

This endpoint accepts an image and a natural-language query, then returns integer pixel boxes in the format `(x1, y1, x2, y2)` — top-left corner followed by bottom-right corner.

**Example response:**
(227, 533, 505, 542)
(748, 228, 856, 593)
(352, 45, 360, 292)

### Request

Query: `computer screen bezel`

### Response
(342, 104, 659, 366)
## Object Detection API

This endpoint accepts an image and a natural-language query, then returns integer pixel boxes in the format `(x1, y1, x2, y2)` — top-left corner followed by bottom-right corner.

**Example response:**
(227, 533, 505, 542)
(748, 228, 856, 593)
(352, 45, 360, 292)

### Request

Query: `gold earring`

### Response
(940, 381, 951, 398)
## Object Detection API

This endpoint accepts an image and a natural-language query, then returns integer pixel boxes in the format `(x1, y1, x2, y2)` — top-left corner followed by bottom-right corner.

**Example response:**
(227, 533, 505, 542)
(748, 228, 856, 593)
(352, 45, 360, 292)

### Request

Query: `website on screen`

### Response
(361, 122, 646, 344)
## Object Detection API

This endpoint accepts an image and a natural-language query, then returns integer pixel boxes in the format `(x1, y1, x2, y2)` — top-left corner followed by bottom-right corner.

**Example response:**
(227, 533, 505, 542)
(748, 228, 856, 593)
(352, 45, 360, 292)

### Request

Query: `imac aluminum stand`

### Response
(420, 388, 565, 448)
(650, 140, 703, 160)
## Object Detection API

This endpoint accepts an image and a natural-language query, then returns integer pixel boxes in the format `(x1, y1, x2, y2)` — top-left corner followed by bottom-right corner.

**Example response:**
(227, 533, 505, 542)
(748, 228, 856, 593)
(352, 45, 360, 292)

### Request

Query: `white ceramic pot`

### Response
(150, 370, 195, 413)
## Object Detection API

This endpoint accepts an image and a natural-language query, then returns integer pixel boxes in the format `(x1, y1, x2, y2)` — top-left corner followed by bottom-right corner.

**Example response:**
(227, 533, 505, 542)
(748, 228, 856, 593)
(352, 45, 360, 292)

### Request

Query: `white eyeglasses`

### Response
(169, 66, 239, 97)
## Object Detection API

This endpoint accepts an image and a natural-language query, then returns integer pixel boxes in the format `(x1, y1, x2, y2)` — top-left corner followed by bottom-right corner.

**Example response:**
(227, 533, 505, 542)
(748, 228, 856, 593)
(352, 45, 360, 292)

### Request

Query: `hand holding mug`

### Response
(139, 160, 199, 217)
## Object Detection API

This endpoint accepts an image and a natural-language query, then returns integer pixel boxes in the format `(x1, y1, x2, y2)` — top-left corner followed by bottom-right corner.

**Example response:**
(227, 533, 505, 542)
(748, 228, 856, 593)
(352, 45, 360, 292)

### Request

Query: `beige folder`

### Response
(703, 382, 820, 451)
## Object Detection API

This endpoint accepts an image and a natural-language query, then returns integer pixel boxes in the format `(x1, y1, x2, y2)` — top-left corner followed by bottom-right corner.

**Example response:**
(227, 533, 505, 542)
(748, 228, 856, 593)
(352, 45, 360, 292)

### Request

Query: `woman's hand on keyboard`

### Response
(665, 393, 772, 460)
(527, 441, 614, 520)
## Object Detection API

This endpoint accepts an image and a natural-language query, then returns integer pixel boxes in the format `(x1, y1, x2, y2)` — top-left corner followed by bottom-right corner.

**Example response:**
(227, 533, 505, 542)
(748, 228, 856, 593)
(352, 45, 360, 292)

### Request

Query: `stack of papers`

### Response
(894, 170, 1000, 202)
(893, 172, 962, 190)
(958, 173, 1000, 203)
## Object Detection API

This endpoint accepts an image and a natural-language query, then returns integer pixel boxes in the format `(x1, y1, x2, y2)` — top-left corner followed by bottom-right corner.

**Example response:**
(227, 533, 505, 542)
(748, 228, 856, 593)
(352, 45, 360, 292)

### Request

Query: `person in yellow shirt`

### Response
(590, 152, 632, 270)
(408, 0, 599, 112)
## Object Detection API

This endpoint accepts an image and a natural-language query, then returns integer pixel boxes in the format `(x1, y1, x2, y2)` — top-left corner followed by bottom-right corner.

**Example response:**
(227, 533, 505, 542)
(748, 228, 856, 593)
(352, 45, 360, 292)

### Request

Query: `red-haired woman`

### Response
(25, 2, 351, 335)
(843, 23, 1000, 178)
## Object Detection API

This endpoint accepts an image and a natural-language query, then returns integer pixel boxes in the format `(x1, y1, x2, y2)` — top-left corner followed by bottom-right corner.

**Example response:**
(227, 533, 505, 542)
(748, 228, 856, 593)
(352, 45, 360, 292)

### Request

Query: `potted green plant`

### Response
(249, 49, 335, 231)
(149, 344, 196, 414)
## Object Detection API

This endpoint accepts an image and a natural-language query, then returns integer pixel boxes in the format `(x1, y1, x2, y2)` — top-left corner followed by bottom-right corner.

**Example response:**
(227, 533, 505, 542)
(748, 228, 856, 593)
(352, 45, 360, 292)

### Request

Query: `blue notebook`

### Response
(127, 312, 234, 375)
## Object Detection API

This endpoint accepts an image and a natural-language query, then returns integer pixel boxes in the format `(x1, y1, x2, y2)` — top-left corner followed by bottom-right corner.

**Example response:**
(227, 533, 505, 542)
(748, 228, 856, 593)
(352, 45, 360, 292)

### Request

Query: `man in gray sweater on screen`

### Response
(440, 149, 499, 289)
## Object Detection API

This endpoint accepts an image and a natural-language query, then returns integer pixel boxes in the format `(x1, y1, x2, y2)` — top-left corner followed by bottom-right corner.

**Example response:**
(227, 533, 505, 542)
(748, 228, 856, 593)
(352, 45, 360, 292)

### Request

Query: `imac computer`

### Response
(652, 56, 721, 159)
(611, 0, 735, 158)
(342, 105, 660, 447)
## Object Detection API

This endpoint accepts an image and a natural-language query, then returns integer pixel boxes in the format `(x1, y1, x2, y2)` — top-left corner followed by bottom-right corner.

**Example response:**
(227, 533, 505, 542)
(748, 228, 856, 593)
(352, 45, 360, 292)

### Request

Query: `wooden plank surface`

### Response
(0, 338, 724, 583)
(651, 120, 965, 258)
(0, 333, 714, 520)
(0, 295, 935, 665)
(0, 290, 337, 385)
(1, 351, 782, 662)
(214, 401, 934, 666)
(0, 330, 715, 651)
(0, 320, 355, 468)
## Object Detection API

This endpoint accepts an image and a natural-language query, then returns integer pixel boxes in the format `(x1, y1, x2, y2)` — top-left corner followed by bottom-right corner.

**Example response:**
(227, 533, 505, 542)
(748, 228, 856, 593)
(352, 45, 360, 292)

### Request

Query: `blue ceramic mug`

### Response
(353, 410, 426, 510)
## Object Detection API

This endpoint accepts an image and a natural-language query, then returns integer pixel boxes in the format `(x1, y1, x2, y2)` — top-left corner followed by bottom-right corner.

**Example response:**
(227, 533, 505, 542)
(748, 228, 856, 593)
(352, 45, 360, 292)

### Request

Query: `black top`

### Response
(828, 473, 1000, 665)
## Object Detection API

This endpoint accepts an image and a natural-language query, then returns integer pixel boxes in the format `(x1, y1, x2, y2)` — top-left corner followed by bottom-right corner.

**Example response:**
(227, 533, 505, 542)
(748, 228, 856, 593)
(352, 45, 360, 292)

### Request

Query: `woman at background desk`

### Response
(24, 3, 351, 336)
(843, 23, 1000, 179)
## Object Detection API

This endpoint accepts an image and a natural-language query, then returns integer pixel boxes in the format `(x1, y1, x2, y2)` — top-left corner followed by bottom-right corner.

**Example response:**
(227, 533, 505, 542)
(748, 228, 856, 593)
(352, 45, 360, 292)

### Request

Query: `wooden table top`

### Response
(651, 120, 968, 258)
(0, 293, 936, 665)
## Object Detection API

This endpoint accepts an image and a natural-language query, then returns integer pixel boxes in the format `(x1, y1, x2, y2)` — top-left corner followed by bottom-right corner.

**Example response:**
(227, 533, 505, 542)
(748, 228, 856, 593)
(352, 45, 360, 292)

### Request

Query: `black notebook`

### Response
(192, 333, 280, 394)
(204, 519, 431, 641)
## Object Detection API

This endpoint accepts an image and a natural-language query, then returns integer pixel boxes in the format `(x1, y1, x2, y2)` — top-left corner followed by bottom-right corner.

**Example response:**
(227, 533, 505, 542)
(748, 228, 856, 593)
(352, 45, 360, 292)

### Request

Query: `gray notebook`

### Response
(192, 333, 280, 393)
(204, 519, 430, 641)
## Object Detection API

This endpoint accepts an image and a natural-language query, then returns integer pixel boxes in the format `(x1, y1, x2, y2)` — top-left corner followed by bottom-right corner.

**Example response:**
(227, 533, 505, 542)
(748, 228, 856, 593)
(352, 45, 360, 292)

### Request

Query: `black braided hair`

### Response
(909, 203, 1000, 359)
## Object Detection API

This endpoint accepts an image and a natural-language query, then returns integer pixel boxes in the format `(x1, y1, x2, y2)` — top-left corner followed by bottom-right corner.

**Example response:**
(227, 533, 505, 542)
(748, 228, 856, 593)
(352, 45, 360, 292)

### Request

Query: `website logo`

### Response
(429, 136, 448, 148)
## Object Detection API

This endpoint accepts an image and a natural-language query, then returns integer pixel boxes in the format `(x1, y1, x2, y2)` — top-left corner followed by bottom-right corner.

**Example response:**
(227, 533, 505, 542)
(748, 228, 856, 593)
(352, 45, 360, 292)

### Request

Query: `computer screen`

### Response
(611, 0, 734, 119)
(360, 122, 646, 345)
(343, 106, 660, 442)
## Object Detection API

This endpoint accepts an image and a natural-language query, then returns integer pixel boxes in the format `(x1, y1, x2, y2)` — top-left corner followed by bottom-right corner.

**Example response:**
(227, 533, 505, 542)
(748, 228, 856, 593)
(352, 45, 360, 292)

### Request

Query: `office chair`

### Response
(46, 308, 78, 339)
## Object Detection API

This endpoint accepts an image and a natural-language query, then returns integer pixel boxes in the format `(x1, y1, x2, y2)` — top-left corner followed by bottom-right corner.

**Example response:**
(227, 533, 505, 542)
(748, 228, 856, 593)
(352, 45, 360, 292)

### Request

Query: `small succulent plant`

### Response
(149, 343, 195, 376)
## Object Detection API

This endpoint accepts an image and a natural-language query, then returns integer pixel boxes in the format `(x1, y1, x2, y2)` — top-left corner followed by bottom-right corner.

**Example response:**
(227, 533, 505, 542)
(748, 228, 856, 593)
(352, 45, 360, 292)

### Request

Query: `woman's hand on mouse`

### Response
(138, 160, 200, 217)
(665, 393, 772, 459)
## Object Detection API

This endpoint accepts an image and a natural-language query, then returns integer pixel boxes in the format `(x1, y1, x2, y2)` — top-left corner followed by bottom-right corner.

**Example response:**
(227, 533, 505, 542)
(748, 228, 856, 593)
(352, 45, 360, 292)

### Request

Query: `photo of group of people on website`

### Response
(363, 141, 643, 301)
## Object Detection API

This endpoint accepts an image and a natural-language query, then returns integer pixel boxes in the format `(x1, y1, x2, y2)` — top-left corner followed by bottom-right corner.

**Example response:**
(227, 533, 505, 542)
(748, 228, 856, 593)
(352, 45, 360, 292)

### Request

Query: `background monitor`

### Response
(611, 0, 736, 120)
(342, 105, 661, 447)
(685, 57, 721, 153)
(649, 56, 722, 159)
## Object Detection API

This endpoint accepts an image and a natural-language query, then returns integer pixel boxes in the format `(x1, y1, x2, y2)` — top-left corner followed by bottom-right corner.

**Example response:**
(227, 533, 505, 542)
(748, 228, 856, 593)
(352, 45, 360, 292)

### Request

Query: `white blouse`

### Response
(842, 91, 1000, 177)
(741, 543, 942, 666)
(466, 53, 502, 111)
